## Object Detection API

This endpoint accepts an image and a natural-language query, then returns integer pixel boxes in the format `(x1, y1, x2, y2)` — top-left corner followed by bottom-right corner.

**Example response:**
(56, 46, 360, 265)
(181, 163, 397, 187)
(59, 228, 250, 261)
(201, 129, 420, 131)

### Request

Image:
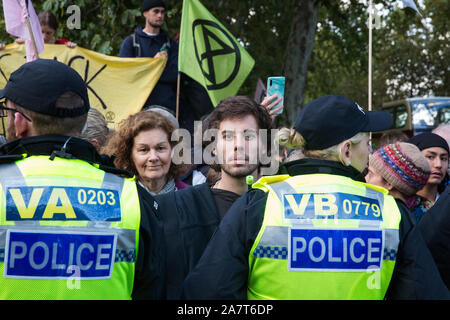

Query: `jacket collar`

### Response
(135, 26, 167, 39)
(0, 135, 134, 177)
(278, 158, 366, 183)
(0, 135, 98, 159)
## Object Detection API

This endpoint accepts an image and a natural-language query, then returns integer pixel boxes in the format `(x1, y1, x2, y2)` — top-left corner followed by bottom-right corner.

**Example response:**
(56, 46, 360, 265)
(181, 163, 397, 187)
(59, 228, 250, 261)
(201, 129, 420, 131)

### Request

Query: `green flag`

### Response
(178, 0, 255, 107)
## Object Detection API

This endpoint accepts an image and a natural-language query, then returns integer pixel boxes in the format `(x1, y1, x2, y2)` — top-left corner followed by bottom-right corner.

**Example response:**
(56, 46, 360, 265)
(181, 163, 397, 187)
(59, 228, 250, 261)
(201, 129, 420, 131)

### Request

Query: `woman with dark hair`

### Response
(103, 110, 189, 195)
(13, 11, 77, 48)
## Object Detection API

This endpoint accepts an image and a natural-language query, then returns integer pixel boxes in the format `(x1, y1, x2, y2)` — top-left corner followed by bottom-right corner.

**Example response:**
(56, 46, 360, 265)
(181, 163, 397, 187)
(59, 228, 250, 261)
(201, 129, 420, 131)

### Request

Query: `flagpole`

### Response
(17, 0, 39, 59)
(368, 0, 373, 112)
(176, 73, 181, 120)
(25, 17, 39, 59)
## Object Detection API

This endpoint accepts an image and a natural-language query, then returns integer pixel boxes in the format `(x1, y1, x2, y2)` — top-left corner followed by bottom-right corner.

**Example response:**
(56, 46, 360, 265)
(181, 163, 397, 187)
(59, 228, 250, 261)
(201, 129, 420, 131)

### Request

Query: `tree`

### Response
(283, 0, 319, 125)
(1, 0, 448, 121)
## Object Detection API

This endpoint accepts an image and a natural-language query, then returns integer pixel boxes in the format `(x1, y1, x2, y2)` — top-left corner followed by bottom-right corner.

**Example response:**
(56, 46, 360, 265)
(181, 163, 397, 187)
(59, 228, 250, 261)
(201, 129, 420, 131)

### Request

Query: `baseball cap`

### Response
(141, 0, 166, 12)
(0, 59, 90, 118)
(294, 95, 393, 150)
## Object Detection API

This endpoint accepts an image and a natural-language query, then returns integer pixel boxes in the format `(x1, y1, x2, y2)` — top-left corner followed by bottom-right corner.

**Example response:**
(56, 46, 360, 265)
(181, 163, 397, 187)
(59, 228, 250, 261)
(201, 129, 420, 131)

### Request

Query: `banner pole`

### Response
(176, 73, 181, 120)
(16, 0, 39, 60)
(25, 17, 39, 59)
(368, 0, 372, 112)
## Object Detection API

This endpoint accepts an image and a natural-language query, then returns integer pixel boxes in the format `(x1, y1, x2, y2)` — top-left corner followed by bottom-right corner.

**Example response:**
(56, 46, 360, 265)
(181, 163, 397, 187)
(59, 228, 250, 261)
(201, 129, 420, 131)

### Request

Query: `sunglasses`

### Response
(0, 102, 33, 122)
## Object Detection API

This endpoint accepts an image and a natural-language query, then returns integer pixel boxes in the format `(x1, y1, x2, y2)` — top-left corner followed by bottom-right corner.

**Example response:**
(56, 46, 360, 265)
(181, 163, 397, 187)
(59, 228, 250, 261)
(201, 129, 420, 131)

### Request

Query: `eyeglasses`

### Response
(0, 103, 32, 122)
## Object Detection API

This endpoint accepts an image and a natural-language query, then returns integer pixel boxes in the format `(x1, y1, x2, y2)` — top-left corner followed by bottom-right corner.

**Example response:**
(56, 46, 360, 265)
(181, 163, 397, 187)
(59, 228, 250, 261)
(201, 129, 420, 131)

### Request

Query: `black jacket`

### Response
(183, 158, 450, 300)
(120, 27, 179, 112)
(155, 183, 220, 299)
(0, 135, 166, 300)
(419, 186, 450, 289)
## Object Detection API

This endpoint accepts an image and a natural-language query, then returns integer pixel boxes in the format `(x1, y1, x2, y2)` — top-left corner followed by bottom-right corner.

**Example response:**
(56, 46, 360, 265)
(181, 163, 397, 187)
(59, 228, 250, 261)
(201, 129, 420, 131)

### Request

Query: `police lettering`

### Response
(292, 236, 381, 264)
(289, 228, 383, 271)
(283, 192, 382, 221)
(9, 240, 112, 272)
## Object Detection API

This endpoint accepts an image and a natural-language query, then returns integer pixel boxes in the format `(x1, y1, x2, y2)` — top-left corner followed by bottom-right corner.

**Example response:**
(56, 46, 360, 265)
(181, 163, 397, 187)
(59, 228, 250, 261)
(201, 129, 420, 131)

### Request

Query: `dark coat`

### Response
(183, 158, 450, 300)
(155, 183, 220, 299)
(120, 27, 179, 112)
(419, 186, 450, 289)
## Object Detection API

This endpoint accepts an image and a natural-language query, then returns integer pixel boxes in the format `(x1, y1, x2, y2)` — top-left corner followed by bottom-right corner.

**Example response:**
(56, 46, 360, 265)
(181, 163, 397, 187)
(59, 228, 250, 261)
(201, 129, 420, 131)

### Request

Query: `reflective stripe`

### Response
(252, 225, 398, 261)
(102, 172, 125, 198)
(0, 225, 136, 263)
(0, 163, 26, 188)
(270, 181, 297, 199)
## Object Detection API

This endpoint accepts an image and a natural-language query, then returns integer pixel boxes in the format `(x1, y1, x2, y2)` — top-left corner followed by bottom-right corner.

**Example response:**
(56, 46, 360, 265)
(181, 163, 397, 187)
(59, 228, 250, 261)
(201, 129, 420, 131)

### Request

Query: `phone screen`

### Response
(267, 76, 285, 114)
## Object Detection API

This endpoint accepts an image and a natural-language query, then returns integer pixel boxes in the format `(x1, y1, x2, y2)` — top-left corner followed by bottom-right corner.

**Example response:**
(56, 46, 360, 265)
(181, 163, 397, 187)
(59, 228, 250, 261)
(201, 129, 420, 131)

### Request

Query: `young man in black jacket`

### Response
(156, 96, 273, 299)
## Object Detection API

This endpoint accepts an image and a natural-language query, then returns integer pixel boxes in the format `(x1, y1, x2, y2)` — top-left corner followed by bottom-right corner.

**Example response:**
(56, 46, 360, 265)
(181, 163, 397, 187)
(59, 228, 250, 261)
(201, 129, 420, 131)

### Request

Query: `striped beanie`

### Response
(369, 142, 431, 197)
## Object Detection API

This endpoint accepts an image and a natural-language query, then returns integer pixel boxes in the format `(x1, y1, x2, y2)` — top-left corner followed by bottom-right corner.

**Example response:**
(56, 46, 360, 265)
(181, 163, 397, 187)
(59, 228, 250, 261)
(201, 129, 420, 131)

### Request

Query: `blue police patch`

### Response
(288, 228, 383, 272)
(6, 186, 121, 221)
(283, 192, 382, 221)
(4, 230, 117, 279)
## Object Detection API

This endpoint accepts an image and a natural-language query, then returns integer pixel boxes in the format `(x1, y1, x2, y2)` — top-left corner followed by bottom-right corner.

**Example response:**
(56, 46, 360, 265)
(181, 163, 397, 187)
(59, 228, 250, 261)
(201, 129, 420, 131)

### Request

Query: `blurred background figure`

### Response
(14, 11, 77, 48)
(80, 108, 110, 152)
(378, 130, 409, 148)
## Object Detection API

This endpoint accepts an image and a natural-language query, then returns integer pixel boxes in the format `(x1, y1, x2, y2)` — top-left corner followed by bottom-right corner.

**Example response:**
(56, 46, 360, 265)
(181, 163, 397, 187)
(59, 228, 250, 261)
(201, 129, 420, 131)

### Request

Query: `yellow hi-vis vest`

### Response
(247, 174, 401, 300)
(0, 156, 140, 300)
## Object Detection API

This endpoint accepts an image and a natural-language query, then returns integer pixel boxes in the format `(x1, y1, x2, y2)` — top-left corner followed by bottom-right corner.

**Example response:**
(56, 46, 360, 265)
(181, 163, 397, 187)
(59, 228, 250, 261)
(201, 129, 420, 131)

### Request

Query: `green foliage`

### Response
(1, 0, 448, 117)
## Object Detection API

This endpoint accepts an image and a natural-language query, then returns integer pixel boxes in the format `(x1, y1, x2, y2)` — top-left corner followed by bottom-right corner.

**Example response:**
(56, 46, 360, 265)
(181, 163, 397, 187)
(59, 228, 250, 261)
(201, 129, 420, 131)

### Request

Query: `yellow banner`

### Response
(0, 43, 166, 128)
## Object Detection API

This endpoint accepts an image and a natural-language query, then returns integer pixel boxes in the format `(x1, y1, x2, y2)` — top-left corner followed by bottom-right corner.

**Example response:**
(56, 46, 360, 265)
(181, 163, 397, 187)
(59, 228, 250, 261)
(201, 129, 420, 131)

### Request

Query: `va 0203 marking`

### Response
(5, 186, 121, 221)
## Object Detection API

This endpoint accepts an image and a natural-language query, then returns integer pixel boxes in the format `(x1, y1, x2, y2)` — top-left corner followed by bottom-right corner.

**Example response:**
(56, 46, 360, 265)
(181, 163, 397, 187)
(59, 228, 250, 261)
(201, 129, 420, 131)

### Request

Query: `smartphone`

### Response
(267, 76, 285, 115)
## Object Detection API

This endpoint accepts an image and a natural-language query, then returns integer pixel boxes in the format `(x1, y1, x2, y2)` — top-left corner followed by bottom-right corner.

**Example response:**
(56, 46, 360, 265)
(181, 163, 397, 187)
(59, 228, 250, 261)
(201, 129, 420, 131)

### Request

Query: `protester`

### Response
(407, 132, 449, 222)
(365, 142, 430, 217)
(155, 96, 273, 299)
(433, 123, 450, 178)
(120, 0, 178, 113)
(183, 94, 450, 300)
(14, 11, 77, 48)
(433, 123, 450, 146)
(0, 59, 165, 299)
(80, 108, 110, 152)
(103, 110, 189, 195)
(378, 130, 409, 148)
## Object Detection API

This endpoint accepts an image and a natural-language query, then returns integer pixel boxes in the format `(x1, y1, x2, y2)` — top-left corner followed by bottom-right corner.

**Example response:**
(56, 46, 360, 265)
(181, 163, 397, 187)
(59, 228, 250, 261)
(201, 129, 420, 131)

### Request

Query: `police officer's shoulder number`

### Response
(5, 186, 121, 221)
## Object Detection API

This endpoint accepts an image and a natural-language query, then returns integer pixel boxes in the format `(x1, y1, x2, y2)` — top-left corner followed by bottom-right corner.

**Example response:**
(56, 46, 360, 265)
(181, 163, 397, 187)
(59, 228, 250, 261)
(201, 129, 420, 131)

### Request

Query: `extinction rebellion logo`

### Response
(192, 19, 241, 90)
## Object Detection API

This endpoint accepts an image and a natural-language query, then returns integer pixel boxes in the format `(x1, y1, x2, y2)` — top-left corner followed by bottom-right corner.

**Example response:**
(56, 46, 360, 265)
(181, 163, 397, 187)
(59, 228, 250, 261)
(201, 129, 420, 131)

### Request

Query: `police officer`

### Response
(183, 95, 450, 300)
(0, 59, 165, 299)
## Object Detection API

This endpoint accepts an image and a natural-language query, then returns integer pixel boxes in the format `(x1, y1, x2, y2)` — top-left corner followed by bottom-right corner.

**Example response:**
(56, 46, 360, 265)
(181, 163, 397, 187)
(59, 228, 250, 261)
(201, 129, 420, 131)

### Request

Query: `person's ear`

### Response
(14, 112, 31, 138)
(339, 140, 352, 166)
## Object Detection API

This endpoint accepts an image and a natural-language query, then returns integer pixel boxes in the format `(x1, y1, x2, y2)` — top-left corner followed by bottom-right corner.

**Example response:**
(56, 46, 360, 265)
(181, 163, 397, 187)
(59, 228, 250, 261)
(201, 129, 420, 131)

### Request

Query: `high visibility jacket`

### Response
(247, 174, 401, 300)
(0, 155, 140, 299)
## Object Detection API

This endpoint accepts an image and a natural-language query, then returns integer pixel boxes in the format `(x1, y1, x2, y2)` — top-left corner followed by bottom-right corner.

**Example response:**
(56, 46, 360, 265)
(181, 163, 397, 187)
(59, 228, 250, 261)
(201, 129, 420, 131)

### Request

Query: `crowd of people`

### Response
(0, 0, 449, 301)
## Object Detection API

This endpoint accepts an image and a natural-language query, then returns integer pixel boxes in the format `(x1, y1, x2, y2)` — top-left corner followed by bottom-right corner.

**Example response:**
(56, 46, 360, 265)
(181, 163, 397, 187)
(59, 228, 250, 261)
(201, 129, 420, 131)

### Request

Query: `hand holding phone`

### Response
(266, 76, 285, 115)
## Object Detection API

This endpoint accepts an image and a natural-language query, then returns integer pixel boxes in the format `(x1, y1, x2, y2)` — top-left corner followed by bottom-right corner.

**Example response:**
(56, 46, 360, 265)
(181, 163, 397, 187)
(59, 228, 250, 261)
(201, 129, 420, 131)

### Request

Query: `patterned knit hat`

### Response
(369, 142, 431, 197)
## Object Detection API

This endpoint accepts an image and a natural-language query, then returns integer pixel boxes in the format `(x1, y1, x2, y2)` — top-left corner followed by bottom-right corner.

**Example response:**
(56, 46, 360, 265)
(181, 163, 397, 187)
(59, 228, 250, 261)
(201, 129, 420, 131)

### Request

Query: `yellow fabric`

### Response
(248, 174, 401, 300)
(0, 156, 140, 299)
(0, 43, 166, 130)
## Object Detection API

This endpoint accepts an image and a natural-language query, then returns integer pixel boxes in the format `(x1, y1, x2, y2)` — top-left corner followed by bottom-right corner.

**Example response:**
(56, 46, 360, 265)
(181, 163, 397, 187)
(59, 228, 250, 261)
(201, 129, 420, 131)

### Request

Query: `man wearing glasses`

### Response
(0, 59, 165, 300)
